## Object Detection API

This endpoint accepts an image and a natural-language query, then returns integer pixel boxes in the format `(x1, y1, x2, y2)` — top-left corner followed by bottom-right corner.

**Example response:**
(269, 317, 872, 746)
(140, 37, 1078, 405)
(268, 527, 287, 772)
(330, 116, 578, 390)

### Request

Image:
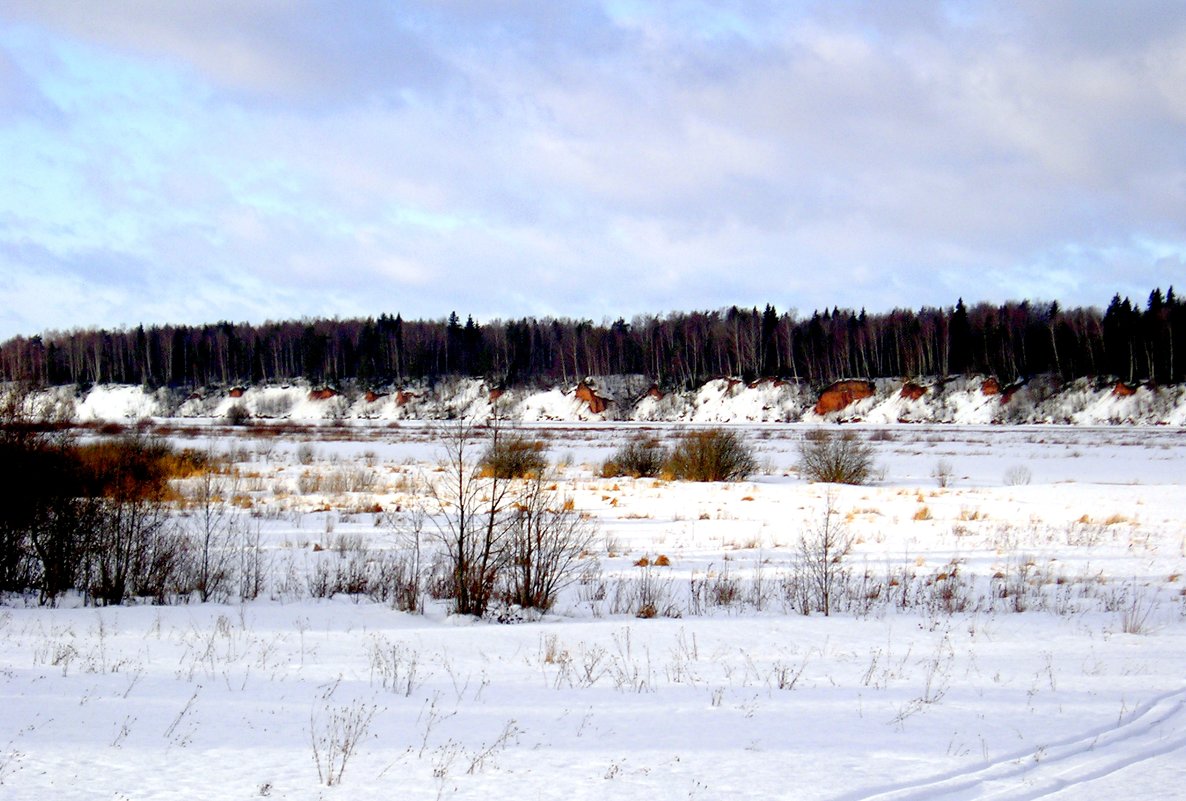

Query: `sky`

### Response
(1, 1, 1185, 340)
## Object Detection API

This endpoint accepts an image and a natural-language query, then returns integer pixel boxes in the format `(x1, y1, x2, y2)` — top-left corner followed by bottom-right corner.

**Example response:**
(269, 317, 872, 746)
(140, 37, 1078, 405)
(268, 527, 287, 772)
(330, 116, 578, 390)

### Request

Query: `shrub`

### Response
(602, 434, 668, 478)
(481, 433, 548, 479)
(226, 403, 252, 426)
(1003, 465, 1032, 486)
(0, 432, 196, 605)
(797, 430, 875, 485)
(501, 476, 597, 612)
(665, 428, 757, 482)
(931, 459, 954, 488)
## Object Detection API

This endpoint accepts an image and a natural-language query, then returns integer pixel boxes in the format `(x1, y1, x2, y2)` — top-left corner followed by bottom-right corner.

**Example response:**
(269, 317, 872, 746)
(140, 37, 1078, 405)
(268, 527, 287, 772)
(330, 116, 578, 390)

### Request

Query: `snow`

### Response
(1, 424, 1184, 800)
(20, 376, 1186, 426)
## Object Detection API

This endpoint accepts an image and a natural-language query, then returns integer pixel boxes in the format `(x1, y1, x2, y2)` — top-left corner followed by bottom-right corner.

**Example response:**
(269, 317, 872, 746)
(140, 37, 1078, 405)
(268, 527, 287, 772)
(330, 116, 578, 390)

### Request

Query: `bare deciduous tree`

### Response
(797, 490, 853, 616)
(428, 419, 515, 617)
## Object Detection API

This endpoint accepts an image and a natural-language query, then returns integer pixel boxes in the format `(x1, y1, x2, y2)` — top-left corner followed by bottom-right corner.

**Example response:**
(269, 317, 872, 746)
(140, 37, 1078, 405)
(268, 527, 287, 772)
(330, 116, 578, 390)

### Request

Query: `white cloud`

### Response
(1, 1, 1185, 338)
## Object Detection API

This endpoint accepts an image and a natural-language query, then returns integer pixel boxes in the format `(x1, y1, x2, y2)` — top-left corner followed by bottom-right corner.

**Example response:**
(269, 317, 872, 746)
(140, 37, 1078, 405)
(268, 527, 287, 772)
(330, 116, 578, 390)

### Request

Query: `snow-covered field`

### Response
(2, 422, 1185, 800)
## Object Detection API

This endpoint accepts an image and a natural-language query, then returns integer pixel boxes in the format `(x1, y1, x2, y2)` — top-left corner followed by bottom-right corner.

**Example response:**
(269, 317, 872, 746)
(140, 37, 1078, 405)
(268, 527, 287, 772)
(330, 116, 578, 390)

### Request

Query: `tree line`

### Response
(1, 290, 1181, 389)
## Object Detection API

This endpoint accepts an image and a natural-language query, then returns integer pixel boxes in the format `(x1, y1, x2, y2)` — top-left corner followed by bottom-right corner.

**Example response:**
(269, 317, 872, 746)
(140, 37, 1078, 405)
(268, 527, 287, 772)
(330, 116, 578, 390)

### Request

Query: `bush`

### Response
(797, 430, 875, 484)
(932, 459, 954, 488)
(226, 403, 252, 426)
(602, 434, 668, 478)
(665, 428, 756, 482)
(0, 431, 197, 604)
(481, 433, 548, 479)
(1003, 465, 1032, 486)
(501, 476, 597, 611)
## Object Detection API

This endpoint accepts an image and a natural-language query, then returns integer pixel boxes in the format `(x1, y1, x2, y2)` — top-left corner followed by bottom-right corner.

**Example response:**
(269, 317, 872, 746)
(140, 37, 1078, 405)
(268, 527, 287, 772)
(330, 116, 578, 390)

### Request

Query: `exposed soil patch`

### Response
(814, 380, 875, 415)
(575, 381, 610, 415)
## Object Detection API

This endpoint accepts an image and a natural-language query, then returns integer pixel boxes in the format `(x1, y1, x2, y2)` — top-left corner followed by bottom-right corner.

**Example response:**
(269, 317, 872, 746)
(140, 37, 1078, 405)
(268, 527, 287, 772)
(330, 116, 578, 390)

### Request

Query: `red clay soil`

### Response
(364, 391, 386, 404)
(645, 385, 664, 401)
(574, 381, 610, 414)
(395, 390, 417, 407)
(814, 380, 875, 415)
(488, 388, 504, 404)
(1111, 381, 1138, 397)
(980, 377, 1001, 396)
(228, 387, 246, 398)
(899, 382, 927, 401)
(308, 388, 338, 401)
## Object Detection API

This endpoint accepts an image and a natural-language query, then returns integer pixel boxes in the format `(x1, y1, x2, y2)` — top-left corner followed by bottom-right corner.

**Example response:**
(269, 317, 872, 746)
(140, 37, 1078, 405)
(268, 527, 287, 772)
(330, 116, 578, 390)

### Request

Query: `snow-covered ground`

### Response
(1, 423, 1185, 800)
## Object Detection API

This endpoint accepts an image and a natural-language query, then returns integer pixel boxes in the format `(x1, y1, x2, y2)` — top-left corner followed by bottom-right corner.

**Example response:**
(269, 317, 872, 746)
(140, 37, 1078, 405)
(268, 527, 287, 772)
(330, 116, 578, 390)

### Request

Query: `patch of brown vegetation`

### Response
(646, 385, 664, 401)
(1111, 381, 1138, 397)
(308, 388, 337, 401)
(574, 381, 609, 414)
(899, 382, 926, 400)
(364, 390, 386, 404)
(488, 388, 504, 404)
(980, 377, 1001, 396)
(228, 387, 247, 398)
(395, 390, 417, 406)
(814, 380, 875, 415)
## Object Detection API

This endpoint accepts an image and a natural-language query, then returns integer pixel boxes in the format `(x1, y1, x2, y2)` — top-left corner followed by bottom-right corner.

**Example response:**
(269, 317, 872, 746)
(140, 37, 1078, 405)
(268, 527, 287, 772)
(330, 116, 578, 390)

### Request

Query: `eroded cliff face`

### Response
(574, 381, 610, 415)
(814, 380, 876, 416)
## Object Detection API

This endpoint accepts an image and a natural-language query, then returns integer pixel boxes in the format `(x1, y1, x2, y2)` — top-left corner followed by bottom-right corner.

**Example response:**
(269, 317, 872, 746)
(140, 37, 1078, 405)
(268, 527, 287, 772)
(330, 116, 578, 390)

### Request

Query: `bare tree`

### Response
(797, 490, 853, 616)
(428, 418, 515, 616)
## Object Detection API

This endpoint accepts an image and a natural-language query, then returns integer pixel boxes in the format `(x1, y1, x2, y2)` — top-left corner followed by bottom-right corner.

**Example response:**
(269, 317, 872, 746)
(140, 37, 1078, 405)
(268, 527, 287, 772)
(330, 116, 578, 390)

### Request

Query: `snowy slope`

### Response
(12, 375, 1186, 425)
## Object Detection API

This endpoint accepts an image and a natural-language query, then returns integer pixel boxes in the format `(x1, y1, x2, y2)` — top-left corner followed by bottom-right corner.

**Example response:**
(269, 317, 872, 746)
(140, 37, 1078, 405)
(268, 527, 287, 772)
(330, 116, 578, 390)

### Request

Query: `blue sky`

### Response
(1, 1, 1184, 339)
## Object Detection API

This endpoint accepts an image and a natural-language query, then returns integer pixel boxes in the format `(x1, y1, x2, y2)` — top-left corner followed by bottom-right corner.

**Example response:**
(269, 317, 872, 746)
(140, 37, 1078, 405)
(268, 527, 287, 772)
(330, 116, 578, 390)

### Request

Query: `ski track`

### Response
(837, 687, 1186, 801)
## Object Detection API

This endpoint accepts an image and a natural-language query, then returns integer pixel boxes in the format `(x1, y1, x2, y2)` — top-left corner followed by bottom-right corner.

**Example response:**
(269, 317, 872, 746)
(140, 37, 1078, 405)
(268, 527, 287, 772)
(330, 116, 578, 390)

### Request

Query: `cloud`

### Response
(1, 1, 1185, 340)
(3, 1, 455, 108)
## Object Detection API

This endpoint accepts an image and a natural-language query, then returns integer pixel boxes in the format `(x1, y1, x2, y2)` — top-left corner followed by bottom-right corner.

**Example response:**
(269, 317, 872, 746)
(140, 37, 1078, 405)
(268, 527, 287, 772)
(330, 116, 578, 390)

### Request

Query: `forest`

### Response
(0, 290, 1181, 390)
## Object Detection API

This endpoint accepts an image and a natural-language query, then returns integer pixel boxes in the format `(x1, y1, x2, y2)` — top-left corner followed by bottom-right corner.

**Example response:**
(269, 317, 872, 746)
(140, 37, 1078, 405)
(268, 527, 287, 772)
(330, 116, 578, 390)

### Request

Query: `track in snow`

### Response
(837, 687, 1186, 800)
